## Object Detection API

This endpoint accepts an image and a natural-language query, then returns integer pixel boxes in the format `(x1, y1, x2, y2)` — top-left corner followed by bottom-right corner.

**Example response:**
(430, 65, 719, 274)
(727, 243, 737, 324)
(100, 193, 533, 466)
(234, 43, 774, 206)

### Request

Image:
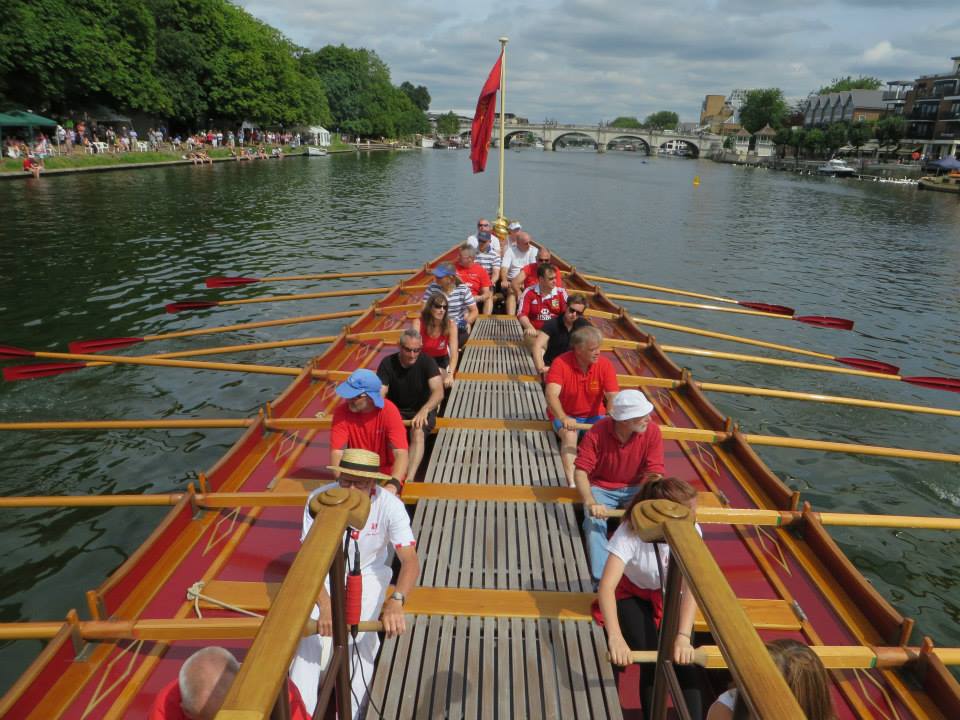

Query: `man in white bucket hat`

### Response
(573, 389, 665, 585)
(290, 448, 419, 718)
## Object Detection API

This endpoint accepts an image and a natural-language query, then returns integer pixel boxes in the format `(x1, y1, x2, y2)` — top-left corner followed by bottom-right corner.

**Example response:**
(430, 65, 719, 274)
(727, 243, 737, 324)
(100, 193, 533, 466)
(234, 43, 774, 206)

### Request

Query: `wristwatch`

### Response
(390, 590, 406, 606)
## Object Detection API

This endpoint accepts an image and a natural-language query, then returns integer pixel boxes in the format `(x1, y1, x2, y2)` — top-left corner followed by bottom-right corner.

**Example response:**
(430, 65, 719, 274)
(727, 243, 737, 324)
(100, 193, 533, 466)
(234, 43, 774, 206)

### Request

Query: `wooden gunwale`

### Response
(4, 247, 959, 718)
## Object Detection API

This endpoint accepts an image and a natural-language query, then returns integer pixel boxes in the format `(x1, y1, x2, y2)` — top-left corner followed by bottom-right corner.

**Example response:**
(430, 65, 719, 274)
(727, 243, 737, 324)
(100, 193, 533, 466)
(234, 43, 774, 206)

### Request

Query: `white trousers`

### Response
(290, 568, 389, 719)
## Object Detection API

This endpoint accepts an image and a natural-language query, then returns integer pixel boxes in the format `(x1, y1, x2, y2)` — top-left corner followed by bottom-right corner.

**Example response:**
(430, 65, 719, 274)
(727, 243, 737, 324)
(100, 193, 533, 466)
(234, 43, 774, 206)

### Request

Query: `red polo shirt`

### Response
(522, 263, 565, 289)
(545, 351, 619, 418)
(150, 678, 310, 719)
(456, 262, 491, 296)
(518, 285, 567, 329)
(574, 416, 665, 489)
(331, 399, 409, 475)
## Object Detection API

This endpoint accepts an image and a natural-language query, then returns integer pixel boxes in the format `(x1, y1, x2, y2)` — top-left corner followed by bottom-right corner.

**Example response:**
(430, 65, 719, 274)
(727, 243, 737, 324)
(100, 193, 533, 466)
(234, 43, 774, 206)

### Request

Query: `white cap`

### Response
(609, 390, 654, 421)
(507, 221, 522, 231)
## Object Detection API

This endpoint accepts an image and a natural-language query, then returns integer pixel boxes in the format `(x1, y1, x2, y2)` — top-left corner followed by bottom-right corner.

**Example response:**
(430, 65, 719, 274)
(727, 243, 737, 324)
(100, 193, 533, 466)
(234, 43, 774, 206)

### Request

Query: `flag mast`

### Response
(496, 36, 508, 225)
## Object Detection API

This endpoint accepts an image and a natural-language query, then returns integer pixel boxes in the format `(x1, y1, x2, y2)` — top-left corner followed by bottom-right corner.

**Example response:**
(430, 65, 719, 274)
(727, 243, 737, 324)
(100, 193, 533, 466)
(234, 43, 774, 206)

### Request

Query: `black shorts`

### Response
(428, 353, 450, 369)
(401, 408, 437, 435)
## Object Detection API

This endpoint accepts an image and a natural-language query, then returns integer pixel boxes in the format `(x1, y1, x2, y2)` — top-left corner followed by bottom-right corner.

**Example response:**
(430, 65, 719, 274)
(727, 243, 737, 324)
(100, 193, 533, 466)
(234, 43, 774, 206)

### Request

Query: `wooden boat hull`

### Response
(918, 176, 960, 193)
(2, 247, 958, 719)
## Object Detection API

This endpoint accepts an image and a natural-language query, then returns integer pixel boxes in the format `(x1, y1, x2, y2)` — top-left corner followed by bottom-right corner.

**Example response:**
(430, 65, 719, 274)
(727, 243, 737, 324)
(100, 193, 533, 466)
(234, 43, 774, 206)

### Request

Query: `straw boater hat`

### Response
(328, 448, 392, 483)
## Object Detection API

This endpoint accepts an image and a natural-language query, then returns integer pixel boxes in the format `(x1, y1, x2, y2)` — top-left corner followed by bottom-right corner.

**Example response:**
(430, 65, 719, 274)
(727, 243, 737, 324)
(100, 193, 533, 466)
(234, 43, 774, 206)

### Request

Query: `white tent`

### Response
(308, 126, 331, 147)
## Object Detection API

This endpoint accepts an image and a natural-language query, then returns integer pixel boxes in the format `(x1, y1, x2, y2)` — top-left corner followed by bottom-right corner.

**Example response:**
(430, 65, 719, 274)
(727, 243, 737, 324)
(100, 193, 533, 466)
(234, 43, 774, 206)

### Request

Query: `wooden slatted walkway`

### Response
(370, 319, 622, 719)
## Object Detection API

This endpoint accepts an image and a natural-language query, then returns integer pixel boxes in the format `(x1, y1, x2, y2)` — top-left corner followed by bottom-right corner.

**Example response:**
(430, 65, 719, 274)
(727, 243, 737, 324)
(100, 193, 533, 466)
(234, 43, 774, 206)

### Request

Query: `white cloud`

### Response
(862, 41, 896, 64)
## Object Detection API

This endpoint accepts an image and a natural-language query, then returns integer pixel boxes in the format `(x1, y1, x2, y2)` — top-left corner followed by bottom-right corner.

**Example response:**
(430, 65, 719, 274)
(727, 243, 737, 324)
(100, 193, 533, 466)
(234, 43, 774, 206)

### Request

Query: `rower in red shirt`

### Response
(544, 325, 619, 487)
(150, 647, 311, 720)
(517, 264, 567, 349)
(455, 243, 493, 315)
(520, 248, 565, 289)
(573, 389, 665, 584)
(330, 369, 409, 495)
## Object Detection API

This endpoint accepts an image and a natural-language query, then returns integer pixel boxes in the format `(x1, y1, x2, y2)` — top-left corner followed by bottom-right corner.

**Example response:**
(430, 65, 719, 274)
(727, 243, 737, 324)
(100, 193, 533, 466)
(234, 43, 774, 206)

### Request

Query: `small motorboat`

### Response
(817, 158, 856, 177)
(306, 146, 328, 157)
(918, 171, 960, 194)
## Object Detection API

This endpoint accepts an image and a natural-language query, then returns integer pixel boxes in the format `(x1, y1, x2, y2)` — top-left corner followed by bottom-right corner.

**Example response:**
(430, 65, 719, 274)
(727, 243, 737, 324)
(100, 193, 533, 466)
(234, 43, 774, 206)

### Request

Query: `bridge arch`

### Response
(605, 135, 651, 155)
(503, 130, 544, 149)
(657, 138, 700, 158)
(552, 132, 598, 151)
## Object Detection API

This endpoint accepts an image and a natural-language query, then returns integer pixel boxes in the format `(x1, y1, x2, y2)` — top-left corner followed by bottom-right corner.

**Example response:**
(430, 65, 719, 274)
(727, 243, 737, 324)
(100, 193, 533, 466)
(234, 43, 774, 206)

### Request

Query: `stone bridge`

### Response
(458, 120, 721, 156)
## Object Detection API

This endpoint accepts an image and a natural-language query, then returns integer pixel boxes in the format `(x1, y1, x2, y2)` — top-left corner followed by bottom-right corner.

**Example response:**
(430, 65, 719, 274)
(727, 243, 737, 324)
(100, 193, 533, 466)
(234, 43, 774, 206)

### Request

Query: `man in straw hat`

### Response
(290, 448, 420, 718)
(573, 389, 664, 586)
(330, 368, 409, 495)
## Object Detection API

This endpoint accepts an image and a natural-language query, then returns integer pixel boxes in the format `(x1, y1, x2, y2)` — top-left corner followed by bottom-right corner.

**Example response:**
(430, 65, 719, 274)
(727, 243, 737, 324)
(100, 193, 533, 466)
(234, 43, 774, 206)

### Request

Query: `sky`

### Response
(237, 0, 960, 124)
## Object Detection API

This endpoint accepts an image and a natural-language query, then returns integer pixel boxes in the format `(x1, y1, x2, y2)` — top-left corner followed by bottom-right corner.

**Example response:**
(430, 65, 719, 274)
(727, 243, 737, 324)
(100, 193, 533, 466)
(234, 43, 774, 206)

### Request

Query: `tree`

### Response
(824, 123, 848, 157)
(773, 127, 793, 159)
(644, 111, 679, 130)
(875, 116, 905, 159)
(789, 128, 807, 167)
(804, 128, 825, 157)
(817, 75, 882, 94)
(400, 81, 430, 112)
(738, 89, 787, 134)
(722, 135, 735, 150)
(435, 111, 460, 136)
(846, 121, 872, 158)
(611, 116, 642, 129)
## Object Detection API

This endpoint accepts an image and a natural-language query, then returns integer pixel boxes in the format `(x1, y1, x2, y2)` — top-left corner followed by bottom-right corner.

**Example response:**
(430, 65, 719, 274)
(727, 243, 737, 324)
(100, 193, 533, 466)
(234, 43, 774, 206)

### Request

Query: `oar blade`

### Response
(737, 301, 795, 316)
(3, 363, 85, 381)
(0, 345, 35, 360)
(69, 337, 145, 354)
(836, 357, 900, 375)
(901, 376, 960, 393)
(794, 315, 854, 330)
(166, 301, 219, 313)
(205, 276, 261, 288)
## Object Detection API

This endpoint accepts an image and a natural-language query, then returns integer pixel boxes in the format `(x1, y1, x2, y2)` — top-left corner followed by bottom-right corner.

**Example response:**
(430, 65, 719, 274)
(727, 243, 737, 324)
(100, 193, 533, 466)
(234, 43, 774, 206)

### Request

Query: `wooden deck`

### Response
(370, 317, 623, 718)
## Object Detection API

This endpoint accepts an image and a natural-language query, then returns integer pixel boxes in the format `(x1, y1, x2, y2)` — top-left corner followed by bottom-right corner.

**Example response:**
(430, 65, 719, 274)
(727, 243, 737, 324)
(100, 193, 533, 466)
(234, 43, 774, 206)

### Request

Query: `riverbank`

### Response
(710, 150, 923, 181)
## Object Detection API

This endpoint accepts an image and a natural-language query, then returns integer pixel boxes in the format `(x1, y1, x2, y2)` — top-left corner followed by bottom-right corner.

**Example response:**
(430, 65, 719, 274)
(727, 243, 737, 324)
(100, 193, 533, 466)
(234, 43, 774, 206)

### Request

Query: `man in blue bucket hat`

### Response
(329, 369, 409, 495)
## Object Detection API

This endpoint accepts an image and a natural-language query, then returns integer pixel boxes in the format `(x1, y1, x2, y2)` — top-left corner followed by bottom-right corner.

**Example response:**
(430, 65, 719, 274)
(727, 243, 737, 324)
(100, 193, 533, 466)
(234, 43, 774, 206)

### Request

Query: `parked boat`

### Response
(918, 171, 960, 194)
(1, 245, 959, 719)
(305, 146, 328, 157)
(817, 158, 857, 177)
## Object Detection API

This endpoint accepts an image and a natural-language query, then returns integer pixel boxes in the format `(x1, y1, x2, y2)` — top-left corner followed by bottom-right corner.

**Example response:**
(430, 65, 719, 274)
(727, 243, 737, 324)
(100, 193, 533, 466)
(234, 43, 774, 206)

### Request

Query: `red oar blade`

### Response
(69, 337, 145, 354)
(0, 345, 36, 360)
(836, 357, 900, 375)
(738, 301, 795, 316)
(205, 276, 261, 288)
(166, 300, 219, 313)
(794, 315, 854, 330)
(901, 376, 960, 393)
(3, 363, 85, 381)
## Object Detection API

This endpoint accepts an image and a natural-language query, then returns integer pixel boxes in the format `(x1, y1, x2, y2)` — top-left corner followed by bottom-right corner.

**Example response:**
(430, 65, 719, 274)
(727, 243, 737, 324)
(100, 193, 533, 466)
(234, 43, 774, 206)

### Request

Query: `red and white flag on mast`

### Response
(470, 51, 503, 173)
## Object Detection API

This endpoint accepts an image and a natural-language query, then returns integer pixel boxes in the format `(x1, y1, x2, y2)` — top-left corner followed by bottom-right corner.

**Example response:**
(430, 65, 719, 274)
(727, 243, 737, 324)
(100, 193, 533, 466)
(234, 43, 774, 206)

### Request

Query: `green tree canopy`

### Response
(435, 111, 460, 136)
(817, 75, 882, 94)
(846, 121, 872, 151)
(400, 81, 430, 112)
(824, 123, 848, 156)
(643, 111, 679, 130)
(610, 116, 642, 129)
(875, 115, 905, 150)
(738, 89, 787, 134)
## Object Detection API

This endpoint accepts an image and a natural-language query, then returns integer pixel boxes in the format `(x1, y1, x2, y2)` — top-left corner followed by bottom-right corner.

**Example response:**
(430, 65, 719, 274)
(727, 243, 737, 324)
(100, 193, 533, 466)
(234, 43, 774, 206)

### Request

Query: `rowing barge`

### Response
(1, 242, 959, 719)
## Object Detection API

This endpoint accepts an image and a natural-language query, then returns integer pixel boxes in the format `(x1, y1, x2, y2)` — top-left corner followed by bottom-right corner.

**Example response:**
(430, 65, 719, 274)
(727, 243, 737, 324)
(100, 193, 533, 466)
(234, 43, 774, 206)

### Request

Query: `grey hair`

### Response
(400, 328, 421, 346)
(570, 325, 603, 348)
(179, 647, 240, 718)
(459, 242, 477, 257)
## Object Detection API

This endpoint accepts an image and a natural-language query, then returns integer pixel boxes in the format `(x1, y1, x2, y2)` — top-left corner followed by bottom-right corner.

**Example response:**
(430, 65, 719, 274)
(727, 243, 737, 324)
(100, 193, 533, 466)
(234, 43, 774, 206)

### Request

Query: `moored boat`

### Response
(918, 171, 960, 193)
(306, 146, 328, 157)
(817, 158, 857, 177)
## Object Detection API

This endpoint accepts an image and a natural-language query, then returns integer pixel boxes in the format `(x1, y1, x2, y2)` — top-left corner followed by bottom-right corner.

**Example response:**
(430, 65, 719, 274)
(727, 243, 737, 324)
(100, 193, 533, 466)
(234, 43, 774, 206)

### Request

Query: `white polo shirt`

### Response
(606, 522, 702, 589)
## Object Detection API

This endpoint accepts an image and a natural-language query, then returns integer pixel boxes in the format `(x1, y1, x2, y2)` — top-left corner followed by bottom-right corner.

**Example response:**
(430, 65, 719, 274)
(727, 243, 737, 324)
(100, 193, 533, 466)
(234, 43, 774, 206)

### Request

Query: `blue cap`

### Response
(335, 369, 384, 408)
(433, 265, 456, 279)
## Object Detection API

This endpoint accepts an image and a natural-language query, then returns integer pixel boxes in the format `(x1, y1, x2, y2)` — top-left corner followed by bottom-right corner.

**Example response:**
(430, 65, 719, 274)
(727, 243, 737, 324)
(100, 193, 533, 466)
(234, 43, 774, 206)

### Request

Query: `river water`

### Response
(1, 151, 959, 692)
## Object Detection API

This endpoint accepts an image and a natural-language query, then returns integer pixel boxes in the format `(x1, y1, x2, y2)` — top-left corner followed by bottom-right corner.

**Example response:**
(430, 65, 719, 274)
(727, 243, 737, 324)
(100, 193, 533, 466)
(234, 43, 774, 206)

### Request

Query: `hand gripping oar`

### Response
(578, 273, 852, 327)
(633, 316, 898, 374)
(606, 292, 853, 329)
(205, 268, 419, 288)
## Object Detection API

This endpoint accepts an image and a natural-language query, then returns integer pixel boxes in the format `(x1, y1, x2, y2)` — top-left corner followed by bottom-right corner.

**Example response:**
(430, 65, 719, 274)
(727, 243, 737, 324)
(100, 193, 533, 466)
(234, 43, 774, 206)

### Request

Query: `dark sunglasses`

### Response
(567, 308, 584, 317)
(432, 302, 448, 309)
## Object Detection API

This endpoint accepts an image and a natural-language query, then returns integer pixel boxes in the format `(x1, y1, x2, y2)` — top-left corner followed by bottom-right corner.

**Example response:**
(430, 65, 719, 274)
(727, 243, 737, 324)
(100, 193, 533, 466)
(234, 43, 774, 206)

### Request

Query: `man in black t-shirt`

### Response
(532, 293, 591, 379)
(377, 329, 445, 484)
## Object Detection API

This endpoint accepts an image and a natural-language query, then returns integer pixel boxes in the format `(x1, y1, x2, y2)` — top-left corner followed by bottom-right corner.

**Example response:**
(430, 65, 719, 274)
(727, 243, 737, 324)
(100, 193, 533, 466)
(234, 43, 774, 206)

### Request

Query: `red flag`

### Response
(470, 52, 503, 173)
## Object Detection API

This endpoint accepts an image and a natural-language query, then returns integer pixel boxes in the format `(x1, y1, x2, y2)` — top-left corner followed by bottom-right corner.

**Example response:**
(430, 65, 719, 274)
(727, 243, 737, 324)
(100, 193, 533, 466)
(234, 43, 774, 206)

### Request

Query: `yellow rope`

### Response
(186, 581, 263, 620)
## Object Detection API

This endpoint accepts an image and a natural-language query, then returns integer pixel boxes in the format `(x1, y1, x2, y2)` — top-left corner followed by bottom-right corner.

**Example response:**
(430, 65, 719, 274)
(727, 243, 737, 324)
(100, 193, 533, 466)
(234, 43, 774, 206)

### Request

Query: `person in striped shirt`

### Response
(474, 231, 502, 285)
(422, 262, 478, 348)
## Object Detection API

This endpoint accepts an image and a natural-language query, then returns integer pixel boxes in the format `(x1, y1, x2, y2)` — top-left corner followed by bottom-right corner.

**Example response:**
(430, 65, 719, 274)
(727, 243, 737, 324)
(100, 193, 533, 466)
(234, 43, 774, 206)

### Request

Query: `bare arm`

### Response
(446, 320, 459, 374)
(599, 554, 631, 666)
(574, 468, 608, 518)
(413, 375, 444, 428)
(673, 577, 698, 664)
(329, 448, 343, 479)
(388, 448, 408, 489)
(381, 544, 420, 636)
(545, 382, 577, 431)
(465, 301, 479, 327)
(532, 331, 549, 374)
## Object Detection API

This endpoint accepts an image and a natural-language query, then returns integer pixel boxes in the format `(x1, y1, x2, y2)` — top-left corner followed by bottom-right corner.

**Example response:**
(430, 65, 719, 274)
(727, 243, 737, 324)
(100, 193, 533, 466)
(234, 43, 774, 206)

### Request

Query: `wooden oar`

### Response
(607, 292, 853, 329)
(166, 285, 425, 313)
(633, 316, 899, 374)
(576, 272, 839, 322)
(68, 304, 419, 354)
(206, 268, 419, 288)
(622, 645, 960, 669)
(2, 492, 958, 532)
(0, 616, 382, 641)
(605, 337, 960, 393)
(618, 376, 960, 419)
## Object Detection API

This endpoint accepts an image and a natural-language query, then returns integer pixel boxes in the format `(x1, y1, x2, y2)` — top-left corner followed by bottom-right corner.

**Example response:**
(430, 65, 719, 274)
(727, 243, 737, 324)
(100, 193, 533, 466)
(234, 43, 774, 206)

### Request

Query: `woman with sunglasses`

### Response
(413, 292, 458, 388)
